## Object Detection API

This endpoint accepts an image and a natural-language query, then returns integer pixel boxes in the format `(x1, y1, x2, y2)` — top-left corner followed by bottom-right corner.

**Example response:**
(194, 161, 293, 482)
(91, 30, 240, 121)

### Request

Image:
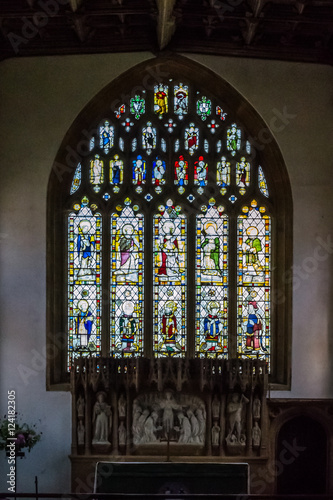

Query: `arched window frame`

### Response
(47, 55, 292, 391)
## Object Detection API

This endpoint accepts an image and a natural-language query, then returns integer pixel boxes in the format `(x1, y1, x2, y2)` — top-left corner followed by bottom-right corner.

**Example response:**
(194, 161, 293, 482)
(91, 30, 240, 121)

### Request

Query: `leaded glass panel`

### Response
(153, 200, 187, 357)
(237, 201, 271, 366)
(68, 197, 101, 369)
(110, 199, 144, 357)
(196, 202, 228, 358)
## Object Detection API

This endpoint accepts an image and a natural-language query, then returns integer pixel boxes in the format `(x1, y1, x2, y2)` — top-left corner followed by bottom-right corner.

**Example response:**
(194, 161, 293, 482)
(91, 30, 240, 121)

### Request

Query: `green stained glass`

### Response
(153, 200, 187, 357)
(110, 200, 144, 357)
(227, 123, 241, 156)
(237, 200, 271, 368)
(196, 204, 228, 358)
(130, 95, 145, 120)
(197, 96, 211, 121)
(68, 198, 102, 369)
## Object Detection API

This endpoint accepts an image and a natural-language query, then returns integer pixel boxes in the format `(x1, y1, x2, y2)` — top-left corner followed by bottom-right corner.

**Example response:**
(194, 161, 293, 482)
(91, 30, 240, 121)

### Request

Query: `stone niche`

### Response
(71, 356, 268, 458)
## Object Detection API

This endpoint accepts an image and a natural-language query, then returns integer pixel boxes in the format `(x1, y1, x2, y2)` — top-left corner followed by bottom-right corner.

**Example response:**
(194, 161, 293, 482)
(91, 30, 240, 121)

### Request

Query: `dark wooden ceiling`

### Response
(0, 0, 332, 64)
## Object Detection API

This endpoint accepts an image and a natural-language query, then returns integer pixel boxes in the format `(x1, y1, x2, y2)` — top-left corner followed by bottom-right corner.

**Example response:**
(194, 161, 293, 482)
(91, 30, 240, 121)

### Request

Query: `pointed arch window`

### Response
(47, 56, 292, 390)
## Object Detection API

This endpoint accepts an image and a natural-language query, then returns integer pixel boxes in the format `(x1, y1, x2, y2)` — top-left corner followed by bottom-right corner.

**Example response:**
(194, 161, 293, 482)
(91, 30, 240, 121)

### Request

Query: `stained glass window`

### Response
(110, 199, 144, 357)
(110, 154, 123, 193)
(194, 156, 208, 194)
(100, 121, 114, 154)
(70, 163, 81, 195)
(152, 157, 166, 193)
(154, 84, 168, 117)
(90, 155, 104, 193)
(54, 66, 291, 387)
(217, 156, 230, 195)
(258, 166, 269, 197)
(153, 200, 187, 357)
(196, 201, 228, 358)
(227, 123, 241, 156)
(174, 155, 188, 194)
(67, 197, 101, 369)
(185, 123, 199, 155)
(236, 157, 250, 195)
(237, 201, 271, 367)
(174, 84, 188, 119)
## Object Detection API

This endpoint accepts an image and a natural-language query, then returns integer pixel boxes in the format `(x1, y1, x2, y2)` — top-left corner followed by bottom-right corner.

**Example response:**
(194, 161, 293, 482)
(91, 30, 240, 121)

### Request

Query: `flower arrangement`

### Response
(0, 414, 42, 453)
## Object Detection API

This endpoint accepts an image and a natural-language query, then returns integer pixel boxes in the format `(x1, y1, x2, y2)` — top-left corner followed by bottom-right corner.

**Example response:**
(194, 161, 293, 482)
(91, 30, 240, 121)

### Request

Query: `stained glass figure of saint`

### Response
(142, 121, 156, 155)
(76, 219, 95, 282)
(217, 156, 230, 195)
(194, 156, 208, 190)
(114, 223, 140, 283)
(110, 154, 123, 191)
(227, 123, 241, 156)
(174, 84, 188, 119)
(75, 299, 93, 347)
(185, 123, 199, 156)
(154, 84, 168, 117)
(202, 301, 224, 353)
(90, 155, 104, 192)
(119, 300, 138, 353)
(99, 121, 114, 154)
(236, 157, 250, 195)
(174, 156, 188, 194)
(132, 155, 146, 186)
(152, 157, 166, 190)
(159, 300, 181, 353)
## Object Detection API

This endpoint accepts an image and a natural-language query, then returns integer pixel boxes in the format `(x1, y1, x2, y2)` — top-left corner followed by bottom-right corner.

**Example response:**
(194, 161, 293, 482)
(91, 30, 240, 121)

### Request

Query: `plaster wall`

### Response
(0, 52, 332, 492)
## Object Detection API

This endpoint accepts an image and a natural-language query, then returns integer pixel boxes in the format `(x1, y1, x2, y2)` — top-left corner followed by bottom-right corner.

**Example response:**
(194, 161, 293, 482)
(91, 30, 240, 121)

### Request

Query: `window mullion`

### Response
(228, 213, 238, 358)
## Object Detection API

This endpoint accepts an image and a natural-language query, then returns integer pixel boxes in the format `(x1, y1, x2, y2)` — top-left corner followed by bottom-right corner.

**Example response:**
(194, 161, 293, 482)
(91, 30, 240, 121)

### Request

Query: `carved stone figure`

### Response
(77, 419, 85, 445)
(212, 395, 220, 420)
(92, 392, 112, 445)
(252, 421, 261, 447)
(118, 394, 126, 419)
(226, 393, 249, 443)
(211, 421, 220, 446)
(143, 411, 159, 443)
(118, 421, 127, 446)
(177, 412, 191, 444)
(160, 391, 180, 438)
(77, 395, 85, 419)
(196, 407, 206, 443)
(187, 409, 200, 443)
(253, 397, 261, 420)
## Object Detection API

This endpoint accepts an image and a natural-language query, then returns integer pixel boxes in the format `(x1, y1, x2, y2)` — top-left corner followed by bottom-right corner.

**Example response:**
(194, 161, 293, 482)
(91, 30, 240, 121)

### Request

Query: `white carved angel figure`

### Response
(92, 392, 112, 445)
